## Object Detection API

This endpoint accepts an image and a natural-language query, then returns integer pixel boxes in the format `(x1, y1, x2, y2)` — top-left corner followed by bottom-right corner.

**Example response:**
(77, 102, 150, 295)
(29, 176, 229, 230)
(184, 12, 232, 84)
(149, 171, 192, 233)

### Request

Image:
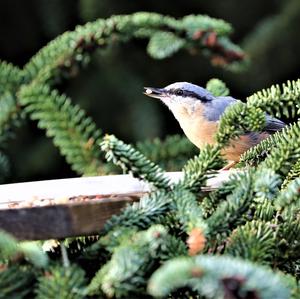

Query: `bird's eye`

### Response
(175, 89, 183, 96)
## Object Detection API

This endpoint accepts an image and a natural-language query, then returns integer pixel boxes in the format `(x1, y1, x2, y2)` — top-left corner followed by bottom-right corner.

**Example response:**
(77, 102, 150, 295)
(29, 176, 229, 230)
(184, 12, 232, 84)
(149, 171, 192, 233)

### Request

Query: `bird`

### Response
(143, 82, 285, 168)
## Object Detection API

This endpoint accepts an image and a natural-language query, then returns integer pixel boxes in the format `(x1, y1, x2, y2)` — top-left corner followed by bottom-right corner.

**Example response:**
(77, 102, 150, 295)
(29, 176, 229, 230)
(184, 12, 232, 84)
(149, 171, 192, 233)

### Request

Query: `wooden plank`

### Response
(0, 171, 234, 240)
(0, 174, 157, 207)
(0, 195, 140, 240)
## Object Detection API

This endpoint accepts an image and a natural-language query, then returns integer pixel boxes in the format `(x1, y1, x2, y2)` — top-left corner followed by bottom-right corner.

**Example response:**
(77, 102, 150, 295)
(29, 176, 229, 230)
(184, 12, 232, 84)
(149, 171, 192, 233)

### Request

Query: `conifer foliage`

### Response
(0, 11, 300, 299)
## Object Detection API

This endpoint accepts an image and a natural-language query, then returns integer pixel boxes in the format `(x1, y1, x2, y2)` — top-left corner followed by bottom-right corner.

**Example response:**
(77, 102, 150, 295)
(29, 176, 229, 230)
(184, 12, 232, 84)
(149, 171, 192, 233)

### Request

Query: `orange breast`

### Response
(222, 133, 269, 161)
(171, 103, 218, 148)
(170, 104, 269, 162)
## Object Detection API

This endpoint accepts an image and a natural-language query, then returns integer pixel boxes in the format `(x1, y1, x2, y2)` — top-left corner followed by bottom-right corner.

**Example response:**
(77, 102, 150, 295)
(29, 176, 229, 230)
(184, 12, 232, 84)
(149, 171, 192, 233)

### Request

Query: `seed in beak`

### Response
(145, 88, 153, 95)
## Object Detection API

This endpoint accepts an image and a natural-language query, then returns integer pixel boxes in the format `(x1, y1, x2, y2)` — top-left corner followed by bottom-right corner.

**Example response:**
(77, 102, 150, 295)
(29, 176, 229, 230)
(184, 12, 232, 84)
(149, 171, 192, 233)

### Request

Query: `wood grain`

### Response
(0, 195, 140, 240)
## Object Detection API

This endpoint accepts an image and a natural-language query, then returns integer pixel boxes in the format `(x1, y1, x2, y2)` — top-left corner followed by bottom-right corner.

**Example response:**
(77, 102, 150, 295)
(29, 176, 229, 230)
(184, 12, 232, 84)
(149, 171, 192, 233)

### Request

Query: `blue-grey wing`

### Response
(263, 115, 286, 133)
(204, 96, 237, 121)
(205, 96, 286, 133)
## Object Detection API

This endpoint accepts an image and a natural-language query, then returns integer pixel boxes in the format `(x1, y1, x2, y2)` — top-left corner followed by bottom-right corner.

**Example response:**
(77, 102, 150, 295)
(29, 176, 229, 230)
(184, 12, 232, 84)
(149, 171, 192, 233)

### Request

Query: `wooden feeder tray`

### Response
(0, 171, 232, 240)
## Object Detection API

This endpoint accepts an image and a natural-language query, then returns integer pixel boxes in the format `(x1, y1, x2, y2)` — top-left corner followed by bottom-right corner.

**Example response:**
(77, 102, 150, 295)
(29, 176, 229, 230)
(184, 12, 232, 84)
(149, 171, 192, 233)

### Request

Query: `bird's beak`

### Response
(143, 87, 167, 99)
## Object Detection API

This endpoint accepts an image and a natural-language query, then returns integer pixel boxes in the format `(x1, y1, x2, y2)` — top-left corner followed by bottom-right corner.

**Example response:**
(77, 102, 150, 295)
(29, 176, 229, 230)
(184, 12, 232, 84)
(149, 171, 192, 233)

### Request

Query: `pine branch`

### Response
(2, 9, 300, 298)
(275, 218, 300, 267)
(169, 189, 208, 256)
(0, 92, 24, 145)
(206, 78, 230, 96)
(103, 190, 171, 233)
(101, 134, 171, 190)
(177, 145, 224, 194)
(247, 79, 300, 119)
(205, 168, 281, 244)
(0, 230, 48, 268)
(0, 62, 25, 144)
(102, 187, 207, 256)
(205, 170, 254, 239)
(274, 177, 300, 217)
(0, 230, 18, 262)
(200, 173, 242, 218)
(24, 13, 244, 85)
(101, 141, 222, 253)
(171, 189, 206, 233)
(147, 31, 185, 59)
(260, 121, 300, 176)
(240, 121, 300, 175)
(90, 246, 149, 297)
(225, 220, 275, 265)
(99, 227, 138, 254)
(19, 83, 104, 175)
(89, 225, 186, 298)
(240, 125, 285, 165)
(0, 265, 36, 299)
(19, 242, 49, 269)
(62, 235, 100, 258)
(252, 168, 281, 202)
(0, 61, 25, 94)
(136, 135, 198, 171)
(282, 159, 300, 188)
(148, 255, 290, 299)
(249, 169, 280, 221)
(253, 199, 276, 221)
(290, 279, 300, 299)
(35, 264, 87, 299)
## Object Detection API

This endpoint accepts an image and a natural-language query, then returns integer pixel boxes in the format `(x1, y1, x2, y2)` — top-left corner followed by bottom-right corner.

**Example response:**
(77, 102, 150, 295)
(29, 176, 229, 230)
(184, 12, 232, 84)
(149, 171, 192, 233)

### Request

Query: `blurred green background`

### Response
(1, 0, 300, 181)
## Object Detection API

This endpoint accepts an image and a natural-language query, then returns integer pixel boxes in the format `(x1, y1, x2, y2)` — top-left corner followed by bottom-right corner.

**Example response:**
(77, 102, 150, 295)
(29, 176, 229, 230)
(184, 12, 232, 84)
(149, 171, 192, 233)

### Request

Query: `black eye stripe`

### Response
(168, 89, 209, 101)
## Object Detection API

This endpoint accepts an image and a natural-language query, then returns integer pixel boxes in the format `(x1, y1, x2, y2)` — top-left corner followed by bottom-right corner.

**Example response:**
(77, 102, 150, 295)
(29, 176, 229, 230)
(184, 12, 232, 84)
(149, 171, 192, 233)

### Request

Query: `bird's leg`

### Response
(221, 160, 237, 170)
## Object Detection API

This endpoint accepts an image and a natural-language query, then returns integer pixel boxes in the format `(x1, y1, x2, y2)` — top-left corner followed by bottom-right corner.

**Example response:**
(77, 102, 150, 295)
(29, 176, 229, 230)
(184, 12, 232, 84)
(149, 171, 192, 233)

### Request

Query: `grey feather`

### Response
(264, 115, 286, 133)
(203, 96, 237, 121)
(203, 95, 286, 133)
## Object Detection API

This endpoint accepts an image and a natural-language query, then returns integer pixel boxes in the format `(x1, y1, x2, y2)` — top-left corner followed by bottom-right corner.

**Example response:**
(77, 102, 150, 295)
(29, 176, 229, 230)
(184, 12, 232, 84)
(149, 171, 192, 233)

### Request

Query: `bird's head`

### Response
(143, 82, 215, 116)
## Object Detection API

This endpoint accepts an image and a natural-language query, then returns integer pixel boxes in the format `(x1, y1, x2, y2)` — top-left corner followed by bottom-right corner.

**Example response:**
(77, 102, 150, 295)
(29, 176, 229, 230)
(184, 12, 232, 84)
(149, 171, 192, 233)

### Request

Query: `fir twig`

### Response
(240, 126, 285, 165)
(274, 177, 300, 217)
(0, 61, 25, 144)
(282, 159, 300, 188)
(178, 145, 224, 194)
(206, 169, 281, 244)
(24, 13, 245, 85)
(171, 189, 207, 233)
(0, 92, 23, 144)
(260, 121, 300, 176)
(136, 134, 198, 170)
(148, 255, 290, 299)
(225, 220, 275, 265)
(101, 134, 171, 190)
(0, 61, 25, 93)
(206, 170, 254, 239)
(89, 225, 186, 298)
(35, 265, 87, 299)
(19, 83, 104, 175)
(247, 79, 300, 119)
(206, 78, 230, 97)
(103, 190, 171, 232)
(0, 265, 36, 299)
(0, 230, 48, 268)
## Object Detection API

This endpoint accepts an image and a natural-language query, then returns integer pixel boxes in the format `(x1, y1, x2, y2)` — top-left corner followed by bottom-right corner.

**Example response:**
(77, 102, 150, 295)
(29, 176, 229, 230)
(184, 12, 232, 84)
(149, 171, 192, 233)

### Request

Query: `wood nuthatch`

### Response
(144, 82, 285, 167)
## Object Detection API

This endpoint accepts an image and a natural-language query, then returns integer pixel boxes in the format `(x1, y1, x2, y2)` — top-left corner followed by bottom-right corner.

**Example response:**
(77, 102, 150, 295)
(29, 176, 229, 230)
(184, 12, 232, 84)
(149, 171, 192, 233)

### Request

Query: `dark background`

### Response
(1, 0, 300, 181)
